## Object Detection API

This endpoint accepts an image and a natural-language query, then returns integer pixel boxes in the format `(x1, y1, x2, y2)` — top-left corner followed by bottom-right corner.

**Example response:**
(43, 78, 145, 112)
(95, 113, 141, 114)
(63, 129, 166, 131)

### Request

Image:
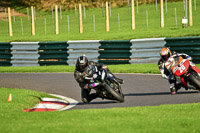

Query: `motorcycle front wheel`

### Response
(103, 82, 124, 103)
(188, 72, 200, 90)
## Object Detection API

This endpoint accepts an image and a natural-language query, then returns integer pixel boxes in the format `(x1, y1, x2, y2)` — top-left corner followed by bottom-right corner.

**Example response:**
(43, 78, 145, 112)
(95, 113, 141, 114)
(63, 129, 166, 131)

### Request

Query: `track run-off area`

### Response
(0, 73, 200, 110)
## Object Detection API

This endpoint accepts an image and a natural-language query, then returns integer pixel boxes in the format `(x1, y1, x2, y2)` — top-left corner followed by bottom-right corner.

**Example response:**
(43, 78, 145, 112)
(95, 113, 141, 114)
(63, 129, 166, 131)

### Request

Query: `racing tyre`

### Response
(103, 83, 124, 103)
(188, 72, 200, 89)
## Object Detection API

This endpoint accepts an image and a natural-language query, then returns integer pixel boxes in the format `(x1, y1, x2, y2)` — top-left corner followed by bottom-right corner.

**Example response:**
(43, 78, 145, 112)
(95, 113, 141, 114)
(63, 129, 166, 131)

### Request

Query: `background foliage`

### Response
(1, 0, 183, 10)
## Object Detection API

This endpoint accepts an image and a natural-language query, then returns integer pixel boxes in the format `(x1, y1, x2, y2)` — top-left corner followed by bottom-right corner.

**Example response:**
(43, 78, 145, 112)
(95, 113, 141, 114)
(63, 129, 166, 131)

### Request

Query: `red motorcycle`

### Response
(166, 55, 200, 91)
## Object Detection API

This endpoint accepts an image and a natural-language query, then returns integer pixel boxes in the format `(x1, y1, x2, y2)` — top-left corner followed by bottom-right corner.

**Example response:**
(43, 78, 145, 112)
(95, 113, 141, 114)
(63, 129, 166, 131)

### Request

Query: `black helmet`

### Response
(76, 56, 88, 72)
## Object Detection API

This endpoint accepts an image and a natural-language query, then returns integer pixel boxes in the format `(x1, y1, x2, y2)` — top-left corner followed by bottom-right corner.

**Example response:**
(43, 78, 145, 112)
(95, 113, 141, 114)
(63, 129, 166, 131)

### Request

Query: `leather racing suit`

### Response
(158, 52, 192, 92)
(74, 61, 124, 103)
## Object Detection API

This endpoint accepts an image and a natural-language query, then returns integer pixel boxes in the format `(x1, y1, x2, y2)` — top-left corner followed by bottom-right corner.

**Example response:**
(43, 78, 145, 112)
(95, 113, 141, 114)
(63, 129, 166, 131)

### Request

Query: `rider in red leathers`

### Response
(158, 47, 192, 94)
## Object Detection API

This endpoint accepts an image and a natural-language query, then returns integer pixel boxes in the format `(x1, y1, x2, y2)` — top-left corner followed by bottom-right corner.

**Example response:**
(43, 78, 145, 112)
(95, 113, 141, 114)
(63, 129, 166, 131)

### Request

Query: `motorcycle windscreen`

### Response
(172, 59, 190, 76)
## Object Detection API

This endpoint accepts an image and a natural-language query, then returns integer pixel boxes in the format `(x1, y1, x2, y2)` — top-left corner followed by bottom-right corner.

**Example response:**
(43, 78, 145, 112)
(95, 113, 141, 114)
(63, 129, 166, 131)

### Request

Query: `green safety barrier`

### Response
(0, 36, 200, 66)
(98, 40, 131, 64)
(38, 41, 69, 66)
(165, 36, 200, 63)
(0, 42, 12, 66)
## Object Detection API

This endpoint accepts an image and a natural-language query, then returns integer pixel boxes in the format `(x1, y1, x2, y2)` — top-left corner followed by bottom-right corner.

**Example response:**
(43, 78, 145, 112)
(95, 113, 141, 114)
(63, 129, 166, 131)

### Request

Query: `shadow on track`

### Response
(124, 91, 199, 96)
(77, 100, 118, 105)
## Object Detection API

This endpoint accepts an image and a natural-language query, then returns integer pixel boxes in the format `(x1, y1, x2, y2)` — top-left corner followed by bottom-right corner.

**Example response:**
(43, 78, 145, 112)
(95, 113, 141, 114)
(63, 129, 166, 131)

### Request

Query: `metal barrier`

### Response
(11, 42, 39, 67)
(0, 42, 12, 66)
(39, 41, 69, 66)
(165, 37, 200, 63)
(98, 40, 131, 64)
(67, 40, 100, 66)
(0, 36, 200, 67)
(130, 38, 166, 64)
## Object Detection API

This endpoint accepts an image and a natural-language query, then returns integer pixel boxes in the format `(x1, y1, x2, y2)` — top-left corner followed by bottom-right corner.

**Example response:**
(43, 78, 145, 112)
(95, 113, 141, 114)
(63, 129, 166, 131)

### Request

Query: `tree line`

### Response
(1, 0, 182, 10)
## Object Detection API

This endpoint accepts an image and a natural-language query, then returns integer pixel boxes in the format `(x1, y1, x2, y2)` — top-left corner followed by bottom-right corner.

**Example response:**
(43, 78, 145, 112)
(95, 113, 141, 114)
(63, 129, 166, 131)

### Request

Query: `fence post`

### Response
(13, 8, 15, 22)
(79, 4, 83, 33)
(131, 0, 135, 30)
(175, 8, 177, 26)
(160, 0, 164, 28)
(67, 15, 70, 33)
(8, 7, 13, 36)
(21, 18, 24, 35)
(189, 0, 193, 26)
(55, 5, 59, 34)
(27, 7, 29, 21)
(106, 2, 109, 32)
(31, 6, 35, 35)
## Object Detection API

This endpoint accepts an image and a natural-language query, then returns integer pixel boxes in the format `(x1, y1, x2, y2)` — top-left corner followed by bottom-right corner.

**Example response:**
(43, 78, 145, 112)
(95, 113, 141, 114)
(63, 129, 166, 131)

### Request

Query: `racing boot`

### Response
(170, 87, 177, 94)
(82, 93, 101, 103)
(175, 83, 181, 92)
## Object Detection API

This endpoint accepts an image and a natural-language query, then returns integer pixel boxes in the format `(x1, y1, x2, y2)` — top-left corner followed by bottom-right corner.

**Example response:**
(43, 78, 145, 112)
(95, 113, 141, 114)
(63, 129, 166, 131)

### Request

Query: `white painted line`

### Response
(33, 103, 66, 110)
(42, 97, 69, 104)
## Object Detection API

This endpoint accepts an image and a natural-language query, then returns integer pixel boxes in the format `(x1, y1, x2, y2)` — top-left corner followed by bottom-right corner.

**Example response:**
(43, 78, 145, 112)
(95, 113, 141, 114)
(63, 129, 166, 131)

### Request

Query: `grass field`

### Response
(0, 1, 200, 42)
(0, 64, 159, 73)
(0, 87, 200, 133)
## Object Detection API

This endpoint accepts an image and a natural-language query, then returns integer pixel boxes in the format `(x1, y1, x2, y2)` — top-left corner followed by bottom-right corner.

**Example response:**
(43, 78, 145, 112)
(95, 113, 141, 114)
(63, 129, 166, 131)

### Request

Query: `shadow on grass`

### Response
(124, 91, 199, 96)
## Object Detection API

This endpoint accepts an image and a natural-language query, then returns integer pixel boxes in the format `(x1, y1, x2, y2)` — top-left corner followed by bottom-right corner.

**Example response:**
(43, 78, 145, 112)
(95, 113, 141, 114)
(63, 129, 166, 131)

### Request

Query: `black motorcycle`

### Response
(83, 65, 124, 103)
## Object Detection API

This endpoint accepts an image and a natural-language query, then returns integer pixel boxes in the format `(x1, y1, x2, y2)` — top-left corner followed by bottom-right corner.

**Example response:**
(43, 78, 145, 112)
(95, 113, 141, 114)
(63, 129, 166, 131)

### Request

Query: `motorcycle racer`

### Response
(158, 47, 192, 94)
(74, 55, 124, 103)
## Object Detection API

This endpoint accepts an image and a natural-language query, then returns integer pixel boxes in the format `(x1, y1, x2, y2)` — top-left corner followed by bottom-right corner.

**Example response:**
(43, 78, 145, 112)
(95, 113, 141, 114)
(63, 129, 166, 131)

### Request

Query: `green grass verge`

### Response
(0, 87, 56, 113)
(0, 87, 200, 133)
(0, 64, 199, 74)
(1, 1, 200, 42)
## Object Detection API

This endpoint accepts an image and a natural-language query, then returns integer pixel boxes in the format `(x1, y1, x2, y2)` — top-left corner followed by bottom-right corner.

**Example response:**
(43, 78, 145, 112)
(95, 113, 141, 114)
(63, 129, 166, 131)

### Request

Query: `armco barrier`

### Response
(11, 42, 39, 67)
(98, 40, 131, 64)
(0, 42, 12, 66)
(67, 40, 100, 66)
(38, 41, 69, 66)
(130, 38, 166, 64)
(0, 36, 200, 67)
(165, 37, 200, 63)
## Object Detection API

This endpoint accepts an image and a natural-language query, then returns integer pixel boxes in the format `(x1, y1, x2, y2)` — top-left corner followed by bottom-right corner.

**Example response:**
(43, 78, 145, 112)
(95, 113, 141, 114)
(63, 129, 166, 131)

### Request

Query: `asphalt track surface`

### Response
(0, 73, 200, 110)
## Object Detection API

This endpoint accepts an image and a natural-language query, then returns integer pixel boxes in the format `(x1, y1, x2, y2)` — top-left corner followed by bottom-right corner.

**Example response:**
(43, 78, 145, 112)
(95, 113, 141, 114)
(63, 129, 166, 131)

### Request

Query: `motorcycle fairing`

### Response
(173, 59, 190, 76)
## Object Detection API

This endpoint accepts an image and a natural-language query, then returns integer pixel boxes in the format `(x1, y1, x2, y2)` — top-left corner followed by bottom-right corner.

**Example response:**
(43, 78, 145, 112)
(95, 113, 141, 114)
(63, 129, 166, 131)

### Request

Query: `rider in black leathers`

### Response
(74, 56, 124, 103)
